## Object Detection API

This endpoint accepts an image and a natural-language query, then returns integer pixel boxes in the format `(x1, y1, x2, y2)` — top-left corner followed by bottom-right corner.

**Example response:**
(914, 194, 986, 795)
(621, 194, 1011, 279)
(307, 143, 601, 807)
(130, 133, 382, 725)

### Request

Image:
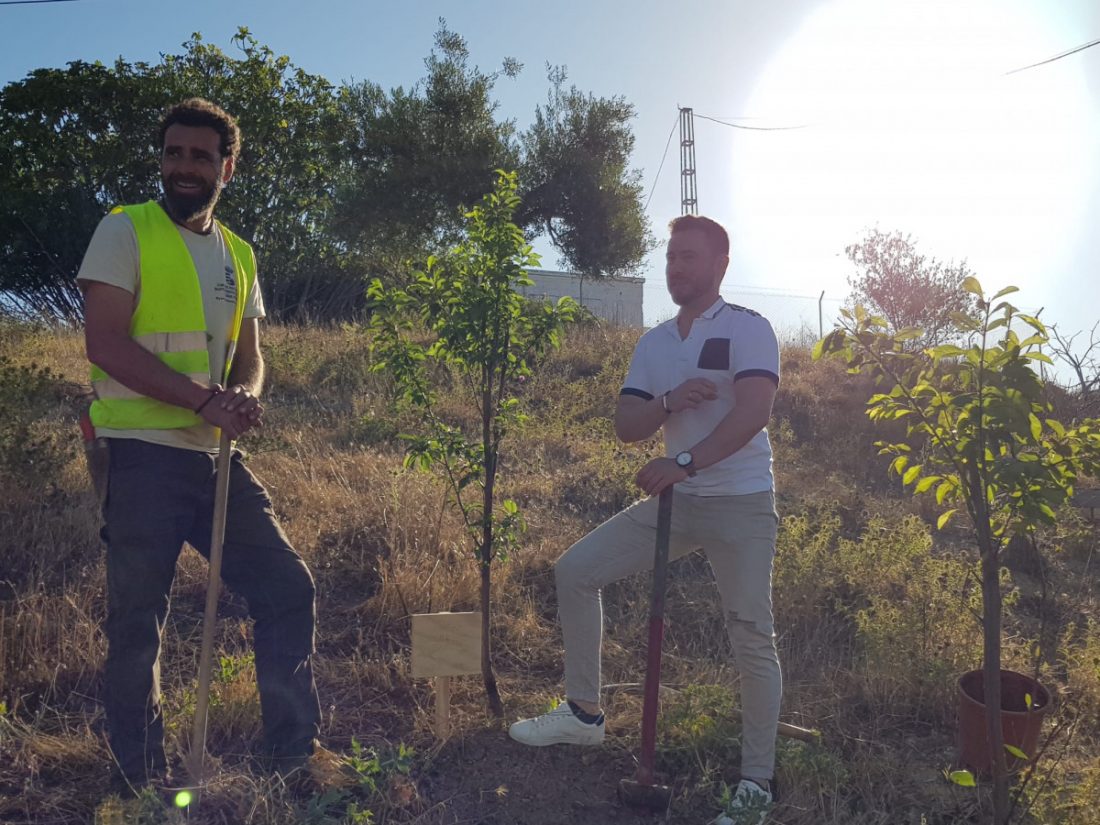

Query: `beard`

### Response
(668, 279, 704, 307)
(162, 173, 222, 226)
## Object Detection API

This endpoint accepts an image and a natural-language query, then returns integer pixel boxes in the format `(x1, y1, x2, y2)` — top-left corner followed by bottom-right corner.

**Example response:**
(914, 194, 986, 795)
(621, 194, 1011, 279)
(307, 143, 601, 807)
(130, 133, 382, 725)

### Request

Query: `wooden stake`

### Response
(410, 612, 479, 740)
(435, 675, 451, 739)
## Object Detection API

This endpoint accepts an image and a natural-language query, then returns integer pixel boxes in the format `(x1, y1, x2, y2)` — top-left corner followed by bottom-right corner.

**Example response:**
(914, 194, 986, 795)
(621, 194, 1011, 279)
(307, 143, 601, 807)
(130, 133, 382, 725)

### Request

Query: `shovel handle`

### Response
(637, 486, 674, 786)
(187, 432, 233, 785)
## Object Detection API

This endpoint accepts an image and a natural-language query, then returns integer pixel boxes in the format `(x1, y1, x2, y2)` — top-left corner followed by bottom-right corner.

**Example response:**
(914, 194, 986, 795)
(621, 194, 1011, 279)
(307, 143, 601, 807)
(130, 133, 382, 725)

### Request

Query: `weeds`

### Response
(0, 355, 73, 495)
(1, 322, 1097, 824)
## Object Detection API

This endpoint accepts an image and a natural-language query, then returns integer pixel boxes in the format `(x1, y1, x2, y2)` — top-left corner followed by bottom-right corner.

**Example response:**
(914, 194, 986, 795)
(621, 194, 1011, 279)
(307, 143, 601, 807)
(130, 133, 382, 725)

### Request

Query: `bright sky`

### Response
(2, 0, 1097, 356)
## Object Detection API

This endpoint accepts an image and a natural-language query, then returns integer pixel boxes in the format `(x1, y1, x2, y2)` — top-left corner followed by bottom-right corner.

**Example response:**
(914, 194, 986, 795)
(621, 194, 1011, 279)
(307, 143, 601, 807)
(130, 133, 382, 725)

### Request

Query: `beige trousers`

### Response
(554, 489, 781, 780)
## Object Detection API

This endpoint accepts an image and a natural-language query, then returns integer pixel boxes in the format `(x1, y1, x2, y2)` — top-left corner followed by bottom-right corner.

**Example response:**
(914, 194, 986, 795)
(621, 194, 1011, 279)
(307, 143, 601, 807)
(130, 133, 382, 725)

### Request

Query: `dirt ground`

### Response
(419, 727, 713, 825)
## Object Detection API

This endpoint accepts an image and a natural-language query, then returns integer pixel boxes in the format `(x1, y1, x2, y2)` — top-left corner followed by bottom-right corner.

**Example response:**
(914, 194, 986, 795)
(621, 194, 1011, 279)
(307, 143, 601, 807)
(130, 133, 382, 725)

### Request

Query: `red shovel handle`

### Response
(637, 486, 673, 786)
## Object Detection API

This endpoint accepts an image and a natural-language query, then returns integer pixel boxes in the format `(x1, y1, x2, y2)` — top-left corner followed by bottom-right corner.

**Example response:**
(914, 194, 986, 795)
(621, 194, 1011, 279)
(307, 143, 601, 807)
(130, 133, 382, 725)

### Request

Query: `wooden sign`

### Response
(411, 612, 481, 677)
(411, 612, 482, 738)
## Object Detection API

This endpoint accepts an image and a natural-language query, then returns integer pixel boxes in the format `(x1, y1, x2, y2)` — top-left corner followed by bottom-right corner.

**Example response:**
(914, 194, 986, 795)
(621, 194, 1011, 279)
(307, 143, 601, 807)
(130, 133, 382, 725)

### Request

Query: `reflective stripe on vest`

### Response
(89, 200, 256, 431)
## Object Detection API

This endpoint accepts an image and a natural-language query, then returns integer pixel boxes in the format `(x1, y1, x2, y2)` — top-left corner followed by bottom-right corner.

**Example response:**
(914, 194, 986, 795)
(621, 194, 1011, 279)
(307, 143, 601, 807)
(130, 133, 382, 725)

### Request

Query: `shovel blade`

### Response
(618, 777, 672, 811)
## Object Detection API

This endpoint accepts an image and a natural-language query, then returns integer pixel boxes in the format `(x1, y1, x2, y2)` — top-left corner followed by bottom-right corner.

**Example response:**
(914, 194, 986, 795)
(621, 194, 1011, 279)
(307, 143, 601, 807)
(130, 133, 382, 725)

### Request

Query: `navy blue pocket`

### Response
(697, 337, 730, 370)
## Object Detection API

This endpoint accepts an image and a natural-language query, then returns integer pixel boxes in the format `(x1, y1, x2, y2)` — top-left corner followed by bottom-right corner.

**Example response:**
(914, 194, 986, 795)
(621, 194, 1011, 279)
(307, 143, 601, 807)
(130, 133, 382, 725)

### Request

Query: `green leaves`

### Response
(947, 769, 976, 787)
(0, 27, 359, 323)
(3, 25, 650, 324)
(914, 475, 941, 494)
(821, 277, 1099, 821)
(817, 281, 1100, 567)
(961, 276, 983, 295)
(1028, 413, 1042, 441)
(518, 66, 652, 277)
(935, 478, 956, 505)
(369, 171, 573, 568)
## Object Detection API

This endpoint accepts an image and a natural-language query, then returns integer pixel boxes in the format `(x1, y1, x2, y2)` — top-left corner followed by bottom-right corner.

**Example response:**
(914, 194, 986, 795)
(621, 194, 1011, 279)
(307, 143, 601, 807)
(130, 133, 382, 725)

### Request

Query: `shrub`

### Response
(775, 510, 981, 718)
(844, 516, 981, 718)
(0, 356, 71, 492)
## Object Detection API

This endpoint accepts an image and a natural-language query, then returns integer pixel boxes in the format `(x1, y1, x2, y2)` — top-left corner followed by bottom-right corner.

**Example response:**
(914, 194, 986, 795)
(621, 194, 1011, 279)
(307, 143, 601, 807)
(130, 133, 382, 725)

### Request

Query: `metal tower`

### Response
(679, 107, 698, 215)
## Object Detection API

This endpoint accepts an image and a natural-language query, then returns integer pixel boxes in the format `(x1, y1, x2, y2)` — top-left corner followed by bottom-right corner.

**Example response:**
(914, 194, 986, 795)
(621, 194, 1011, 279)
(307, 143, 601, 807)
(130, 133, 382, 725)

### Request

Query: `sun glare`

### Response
(732, 0, 1095, 304)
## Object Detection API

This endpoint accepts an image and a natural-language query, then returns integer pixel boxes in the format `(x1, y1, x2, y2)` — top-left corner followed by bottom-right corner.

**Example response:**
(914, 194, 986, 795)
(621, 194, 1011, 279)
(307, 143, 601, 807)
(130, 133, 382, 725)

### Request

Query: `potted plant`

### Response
(815, 279, 1100, 824)
(956, 666, 1050, 775)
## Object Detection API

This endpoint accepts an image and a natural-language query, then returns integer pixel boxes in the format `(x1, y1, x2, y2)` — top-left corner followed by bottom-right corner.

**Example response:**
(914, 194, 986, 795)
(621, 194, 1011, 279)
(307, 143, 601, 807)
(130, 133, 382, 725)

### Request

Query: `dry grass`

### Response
(0, 320, 1098, 824)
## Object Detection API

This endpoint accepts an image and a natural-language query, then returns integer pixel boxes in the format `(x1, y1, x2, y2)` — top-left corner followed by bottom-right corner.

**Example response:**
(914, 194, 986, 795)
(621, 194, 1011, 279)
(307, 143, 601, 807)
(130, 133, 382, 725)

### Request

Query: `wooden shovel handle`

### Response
(728, 707, 821, 743)
(187, 432, 233, 786)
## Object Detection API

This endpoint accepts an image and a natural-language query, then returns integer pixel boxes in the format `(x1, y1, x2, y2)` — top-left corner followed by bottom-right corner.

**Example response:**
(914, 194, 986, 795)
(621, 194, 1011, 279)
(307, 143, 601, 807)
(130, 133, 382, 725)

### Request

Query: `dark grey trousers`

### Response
(102, 438, 320, 782)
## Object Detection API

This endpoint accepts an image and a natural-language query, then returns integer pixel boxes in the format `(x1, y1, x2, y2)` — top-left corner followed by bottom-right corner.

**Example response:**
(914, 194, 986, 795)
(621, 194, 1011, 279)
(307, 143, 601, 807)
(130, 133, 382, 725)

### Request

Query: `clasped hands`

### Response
(197, 383, 264, 439)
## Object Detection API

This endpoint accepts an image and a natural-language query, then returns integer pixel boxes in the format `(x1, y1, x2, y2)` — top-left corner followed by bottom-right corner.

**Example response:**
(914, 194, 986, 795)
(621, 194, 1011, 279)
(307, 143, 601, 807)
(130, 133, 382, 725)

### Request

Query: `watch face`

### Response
(676, 451, 692, 468)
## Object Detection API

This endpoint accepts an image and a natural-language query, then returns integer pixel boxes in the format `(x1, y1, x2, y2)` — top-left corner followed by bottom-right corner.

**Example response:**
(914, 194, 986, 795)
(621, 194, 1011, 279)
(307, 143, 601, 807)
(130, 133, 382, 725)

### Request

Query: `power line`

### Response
(694, 112, 809, 131)
(644, 113, 680, 212)
(0, 0, 79, 5)
(650, 35, 1093, 214)
(1004, 37, 1100, 75)
(688, 37, 1100, 135)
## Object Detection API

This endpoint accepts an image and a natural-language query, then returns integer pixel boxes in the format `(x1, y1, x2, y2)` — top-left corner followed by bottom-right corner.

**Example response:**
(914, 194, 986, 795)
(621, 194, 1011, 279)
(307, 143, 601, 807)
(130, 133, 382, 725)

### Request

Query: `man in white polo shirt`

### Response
(509, 215, 781, 824)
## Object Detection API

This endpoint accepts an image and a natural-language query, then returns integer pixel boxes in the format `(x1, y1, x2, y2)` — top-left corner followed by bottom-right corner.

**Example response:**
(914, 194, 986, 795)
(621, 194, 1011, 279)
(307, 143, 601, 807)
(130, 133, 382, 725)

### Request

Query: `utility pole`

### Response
(679, 107, 698, 215)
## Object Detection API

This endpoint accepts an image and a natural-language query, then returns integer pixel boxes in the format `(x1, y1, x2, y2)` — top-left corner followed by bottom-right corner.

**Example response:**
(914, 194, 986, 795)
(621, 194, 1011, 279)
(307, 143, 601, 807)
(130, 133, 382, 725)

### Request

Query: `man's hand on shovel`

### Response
(197, 385, 263, 440)
(635, 457, 691, 498)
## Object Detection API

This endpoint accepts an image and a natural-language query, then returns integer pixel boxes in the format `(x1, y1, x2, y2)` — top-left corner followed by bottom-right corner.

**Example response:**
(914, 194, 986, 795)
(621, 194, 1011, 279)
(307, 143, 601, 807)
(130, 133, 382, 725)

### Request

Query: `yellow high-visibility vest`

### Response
(89, 200, 256, 430)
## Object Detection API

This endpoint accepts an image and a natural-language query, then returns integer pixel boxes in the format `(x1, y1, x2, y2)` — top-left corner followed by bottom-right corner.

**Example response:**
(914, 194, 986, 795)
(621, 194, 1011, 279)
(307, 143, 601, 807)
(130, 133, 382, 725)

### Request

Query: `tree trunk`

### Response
(479, 400, 504, 718)
(480, 556, 503, 718)
(980, 541, 1010, 823)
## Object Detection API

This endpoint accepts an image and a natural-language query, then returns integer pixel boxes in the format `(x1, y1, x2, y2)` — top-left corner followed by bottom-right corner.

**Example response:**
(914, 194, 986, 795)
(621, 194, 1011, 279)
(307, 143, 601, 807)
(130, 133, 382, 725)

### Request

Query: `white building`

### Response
(523, 269, 644, 327)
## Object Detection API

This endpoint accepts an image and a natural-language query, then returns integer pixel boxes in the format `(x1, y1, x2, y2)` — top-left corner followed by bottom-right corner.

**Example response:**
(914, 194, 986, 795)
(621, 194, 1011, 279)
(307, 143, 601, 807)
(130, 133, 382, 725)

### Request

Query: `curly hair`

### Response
(157, 98, 241, 161)
(668, 215, 729, 257)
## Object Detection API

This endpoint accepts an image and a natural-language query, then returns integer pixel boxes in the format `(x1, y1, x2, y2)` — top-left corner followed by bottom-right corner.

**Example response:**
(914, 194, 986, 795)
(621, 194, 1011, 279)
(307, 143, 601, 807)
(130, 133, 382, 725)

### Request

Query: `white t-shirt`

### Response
(621, 298, 780, 496)
(77, 210, 265, 452)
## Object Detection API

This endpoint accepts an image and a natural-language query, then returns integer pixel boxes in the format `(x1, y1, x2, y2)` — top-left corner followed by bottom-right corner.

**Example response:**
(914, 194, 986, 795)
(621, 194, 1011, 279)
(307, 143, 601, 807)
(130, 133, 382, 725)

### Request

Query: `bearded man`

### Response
(78, 98, 321, 794)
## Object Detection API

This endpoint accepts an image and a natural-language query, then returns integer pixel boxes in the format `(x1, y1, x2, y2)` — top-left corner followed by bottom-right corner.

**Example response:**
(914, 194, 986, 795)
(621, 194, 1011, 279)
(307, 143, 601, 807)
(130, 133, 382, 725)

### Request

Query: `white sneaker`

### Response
(713, 778, 773, 825)
(508, 702, 605, 746)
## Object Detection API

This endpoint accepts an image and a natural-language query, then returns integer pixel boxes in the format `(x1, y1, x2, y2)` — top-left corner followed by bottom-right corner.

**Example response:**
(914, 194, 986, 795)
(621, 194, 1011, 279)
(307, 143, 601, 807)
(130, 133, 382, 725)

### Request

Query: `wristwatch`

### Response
(675, 450, 696, 477)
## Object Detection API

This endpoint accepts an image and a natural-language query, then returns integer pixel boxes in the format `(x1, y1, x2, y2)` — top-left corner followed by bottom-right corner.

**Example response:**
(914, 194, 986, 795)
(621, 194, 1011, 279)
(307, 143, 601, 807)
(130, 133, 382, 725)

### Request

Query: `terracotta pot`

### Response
(957, 669, 1051, 775)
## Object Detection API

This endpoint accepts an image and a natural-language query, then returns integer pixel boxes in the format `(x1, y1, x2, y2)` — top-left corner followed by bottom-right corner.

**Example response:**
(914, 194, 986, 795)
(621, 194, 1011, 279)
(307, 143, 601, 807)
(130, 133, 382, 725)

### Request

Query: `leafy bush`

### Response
(659, 683, 741, 777)
(1061, 619, 1100, 731)
(349, 414, 401, 447)
(775, 510, 981, 718)
(845, 516, 981, 717)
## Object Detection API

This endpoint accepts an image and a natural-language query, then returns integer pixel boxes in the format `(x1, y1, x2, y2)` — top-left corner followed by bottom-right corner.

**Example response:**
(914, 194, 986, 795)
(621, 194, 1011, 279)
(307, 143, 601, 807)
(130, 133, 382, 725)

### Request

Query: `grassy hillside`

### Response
(0, 319, 1097, 824)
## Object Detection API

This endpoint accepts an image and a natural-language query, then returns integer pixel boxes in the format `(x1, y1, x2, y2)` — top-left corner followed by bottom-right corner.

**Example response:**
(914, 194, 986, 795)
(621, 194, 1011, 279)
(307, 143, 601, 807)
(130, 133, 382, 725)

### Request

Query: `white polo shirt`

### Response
(621, 298, 780, 496)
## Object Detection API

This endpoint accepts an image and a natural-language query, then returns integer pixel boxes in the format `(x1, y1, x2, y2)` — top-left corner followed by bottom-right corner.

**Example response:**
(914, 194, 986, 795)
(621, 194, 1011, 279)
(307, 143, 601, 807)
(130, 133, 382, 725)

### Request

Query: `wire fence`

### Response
(722, 288, 847, 346)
